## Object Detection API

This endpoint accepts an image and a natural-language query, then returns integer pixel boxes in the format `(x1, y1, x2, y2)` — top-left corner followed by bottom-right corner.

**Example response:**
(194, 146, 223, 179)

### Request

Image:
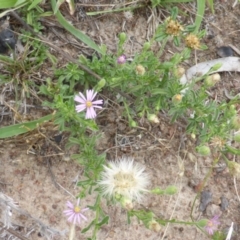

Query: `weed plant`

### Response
(0, 1, 238, 240)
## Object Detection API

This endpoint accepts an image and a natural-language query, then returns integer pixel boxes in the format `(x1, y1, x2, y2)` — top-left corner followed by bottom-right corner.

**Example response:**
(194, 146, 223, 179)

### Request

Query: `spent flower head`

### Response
(185, 34, 200, 49)
(227, 160, 240, 178)
(205, 215, 220, 235)
(135, 65, 146, 75)
(74, 89, 103, 119)
(63, 198, 89, 225)
(98, 157, 150, 203)
(117, 55, 127, 64)
(166, 18, 183, 36)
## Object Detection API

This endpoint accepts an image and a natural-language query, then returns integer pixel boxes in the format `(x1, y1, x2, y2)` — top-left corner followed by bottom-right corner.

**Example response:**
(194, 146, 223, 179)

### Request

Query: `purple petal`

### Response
(92, 99, 103, 106)
(80, 213, 87, 221)
(86, 107, 96, 119)
(81, 207, 89, 213)
(92, 105, 102, 109)
(66, 201, 74, 209)
(74, 95, 85, 104)
(67, 214, 74, 223)
(76, 214, 81, 225)
(86, 90, 93, 101)
(63, 210, 74, 216)
(79, 92, 87, 101)
(75, 104, 86, 113)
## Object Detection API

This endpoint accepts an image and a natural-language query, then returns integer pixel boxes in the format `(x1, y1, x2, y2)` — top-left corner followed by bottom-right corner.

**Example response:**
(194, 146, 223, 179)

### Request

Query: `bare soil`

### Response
(1, 0, 240, 239)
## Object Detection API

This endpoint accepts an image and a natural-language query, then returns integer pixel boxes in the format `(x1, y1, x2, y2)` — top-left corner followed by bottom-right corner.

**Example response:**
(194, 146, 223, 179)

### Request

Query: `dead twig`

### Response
(0, 221, 30, 240)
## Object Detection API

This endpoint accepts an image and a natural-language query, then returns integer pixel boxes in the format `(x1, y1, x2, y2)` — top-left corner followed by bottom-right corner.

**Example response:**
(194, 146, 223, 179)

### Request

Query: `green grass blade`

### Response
(0, 113, 54, 139)
(163, 0, 193, 2)
(207, 0, 214, 13)
(194, 0, 206, 33)
(51, 0, 103, 54)
(0, 0, 18, 8)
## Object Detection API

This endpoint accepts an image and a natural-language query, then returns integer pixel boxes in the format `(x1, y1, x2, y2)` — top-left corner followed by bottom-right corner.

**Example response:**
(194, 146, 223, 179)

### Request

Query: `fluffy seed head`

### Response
(98, 157, 150, 202)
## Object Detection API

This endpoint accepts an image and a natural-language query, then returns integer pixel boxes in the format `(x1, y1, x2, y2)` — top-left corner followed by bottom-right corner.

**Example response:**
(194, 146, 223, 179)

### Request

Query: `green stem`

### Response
(157, 36, 169, 58)
(92, 195, 101, 239)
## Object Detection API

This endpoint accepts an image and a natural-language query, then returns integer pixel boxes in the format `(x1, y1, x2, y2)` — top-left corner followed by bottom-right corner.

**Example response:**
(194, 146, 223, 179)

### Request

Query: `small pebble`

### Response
(199, 190, 212, 212)
(0, 28, 16, 53)
(217, 46, 233, 58)
(220, 195, 229, 211)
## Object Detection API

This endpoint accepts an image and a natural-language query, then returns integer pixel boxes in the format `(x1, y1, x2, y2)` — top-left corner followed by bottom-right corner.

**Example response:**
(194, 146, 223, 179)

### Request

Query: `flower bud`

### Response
(174, 67, 185, 78)
(135, 65, 145, 75)
(196, 219, 208, 228)
(231, 116, 240, 130)
(120, 197, 134, 210)
(95, 78, 106, 91)
(148, 220, 161, 232)
(143, 42, 151, 51)
(196, 145, 211, 156)
(119, 32, 127, 42)
(191, 133, 196, 139)
(172, 94, 182, 104)
(148, 114, 160, 124)
(227, 161, 240, 178)
(204, 73, 221, 87)
(117, 55, 127, 64)
(130, 120, 137, 127)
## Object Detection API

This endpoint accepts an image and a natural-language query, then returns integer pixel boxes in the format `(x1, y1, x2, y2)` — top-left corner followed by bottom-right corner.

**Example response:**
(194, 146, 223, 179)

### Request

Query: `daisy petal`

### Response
(74, 95, 86, 104)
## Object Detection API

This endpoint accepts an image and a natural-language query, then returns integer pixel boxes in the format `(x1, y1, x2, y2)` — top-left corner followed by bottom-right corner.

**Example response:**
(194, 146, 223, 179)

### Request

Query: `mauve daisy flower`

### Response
(74, 89, 103, 119)
(98, 157, 150, 203)
(205, 215, 220, 235)
(63, 198, 89, 225)
(117, 55, 126, 64)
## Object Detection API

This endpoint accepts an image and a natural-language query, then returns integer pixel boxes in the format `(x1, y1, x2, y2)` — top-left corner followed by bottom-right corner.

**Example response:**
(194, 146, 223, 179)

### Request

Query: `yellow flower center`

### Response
(74, 206, 81, 213)
(86, 101, 92, 108)
(207, 221, 213, 227)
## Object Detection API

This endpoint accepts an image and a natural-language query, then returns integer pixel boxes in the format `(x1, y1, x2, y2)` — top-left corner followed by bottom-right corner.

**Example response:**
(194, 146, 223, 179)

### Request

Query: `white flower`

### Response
(98, 157, 150, 202)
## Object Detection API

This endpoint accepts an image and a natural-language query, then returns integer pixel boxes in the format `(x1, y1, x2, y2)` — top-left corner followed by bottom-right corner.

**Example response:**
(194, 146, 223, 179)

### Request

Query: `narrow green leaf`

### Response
(0, 113, 54, 139)
(96, 216, 109, 227)
(27, 0, 42, 10)
(51, 0, 103, 54)
(225, 145, 240, 155)
(194, 0, 205, 33)
(0, 0, 17, 8)
(163, 0, 193, 2)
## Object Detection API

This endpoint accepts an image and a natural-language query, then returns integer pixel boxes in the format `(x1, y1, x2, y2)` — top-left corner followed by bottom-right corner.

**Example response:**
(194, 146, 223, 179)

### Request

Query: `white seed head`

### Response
(98, 157, 150, 202)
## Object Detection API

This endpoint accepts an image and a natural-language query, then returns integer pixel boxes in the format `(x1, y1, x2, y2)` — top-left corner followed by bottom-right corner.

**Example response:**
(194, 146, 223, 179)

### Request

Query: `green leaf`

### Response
(194, 0, 205, 33)
(225, 145, 240, 155)
(151, 89, 167, 95)
(27, 0, 42, 10)
(0, 113, 54, 139)
(0, 0, 17, 8)
(96, 216, 109, 227)
(81, 219, 95, 233)
(51, 0, 103, 54)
